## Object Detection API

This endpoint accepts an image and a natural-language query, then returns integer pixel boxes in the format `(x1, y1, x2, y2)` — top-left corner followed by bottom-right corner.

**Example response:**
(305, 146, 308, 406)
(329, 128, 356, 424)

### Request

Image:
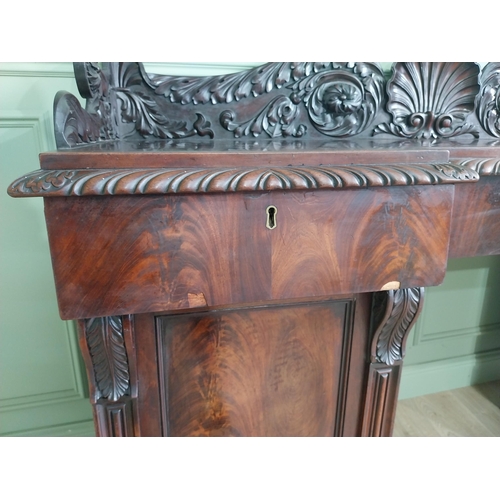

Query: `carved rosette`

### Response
(371, 287, 424, 366)
(477, 62, 500, 137)
(84, 316, 130, 402)
(292, 62, 384, 137)
(374, 62, 480, 140)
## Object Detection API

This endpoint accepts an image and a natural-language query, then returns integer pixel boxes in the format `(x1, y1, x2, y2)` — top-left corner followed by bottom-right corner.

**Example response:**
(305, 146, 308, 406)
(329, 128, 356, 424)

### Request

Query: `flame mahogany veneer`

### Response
(8, 62, 500, 436)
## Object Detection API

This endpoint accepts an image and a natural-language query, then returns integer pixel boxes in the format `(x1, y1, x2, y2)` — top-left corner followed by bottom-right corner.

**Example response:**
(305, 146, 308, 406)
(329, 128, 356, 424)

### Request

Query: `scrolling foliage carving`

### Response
(214, 62, 385, 138)
(55, 63, 215, 147)
(110, 63, 214, 140)
(477, 62, 500, 138)
(54, 62, 386, 146)
(54, 61, 500, 147)
(54, 92, 102, 149)
(85, 316, 130, 402)
(150, 61, 312, 104)
(370, 288, 424, 366)
(374, 62, 480, 140)
(220, 95, 305, 138)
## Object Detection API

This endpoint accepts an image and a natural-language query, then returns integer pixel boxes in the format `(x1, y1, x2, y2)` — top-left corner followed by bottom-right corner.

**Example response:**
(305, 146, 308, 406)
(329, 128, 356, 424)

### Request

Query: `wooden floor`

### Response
(393, 380, 500, 437)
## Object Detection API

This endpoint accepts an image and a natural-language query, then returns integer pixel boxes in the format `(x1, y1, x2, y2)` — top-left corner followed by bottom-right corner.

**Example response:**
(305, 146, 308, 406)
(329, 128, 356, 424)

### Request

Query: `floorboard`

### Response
(394, 380, 500, 437)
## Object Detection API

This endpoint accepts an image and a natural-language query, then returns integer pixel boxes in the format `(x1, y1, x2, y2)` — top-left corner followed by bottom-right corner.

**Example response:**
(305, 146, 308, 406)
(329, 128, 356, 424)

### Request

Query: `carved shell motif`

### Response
(374, 62, 480, 140)
(477, 62, 500, 137)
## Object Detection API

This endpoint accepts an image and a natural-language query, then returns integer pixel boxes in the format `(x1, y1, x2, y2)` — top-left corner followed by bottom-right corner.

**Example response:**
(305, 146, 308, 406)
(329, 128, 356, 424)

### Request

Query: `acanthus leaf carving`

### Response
(85, 316, 130, 402)
(149, 62, 384, 139)
(452, 158, 500, 176)
(477, 62, 500, 138)
(54, 62, 500, 147)
(113, 62, 214, 139)
(149, 62, 333, 105)
(220, 95, 306, 138)
(74, 62, 108, 100)
(73, 62, 117, 142)
(371, 287, 424, 366)
(374, 62, 480, 140)
(57, 62, 215, 145)
(116, 86, 214, 139)
(433, 163, 479, 180)
(53, 91, 102, 148)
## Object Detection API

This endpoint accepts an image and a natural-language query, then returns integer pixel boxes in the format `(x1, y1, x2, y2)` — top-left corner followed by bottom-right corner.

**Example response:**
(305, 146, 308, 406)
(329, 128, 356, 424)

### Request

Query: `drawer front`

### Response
(450, 176, 500, 258)
(45, 185, 453, 319)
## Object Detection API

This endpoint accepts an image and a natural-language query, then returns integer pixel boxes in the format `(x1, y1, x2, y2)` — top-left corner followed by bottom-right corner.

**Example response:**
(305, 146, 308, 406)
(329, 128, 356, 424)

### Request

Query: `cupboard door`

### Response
(156, 298, 369, 437)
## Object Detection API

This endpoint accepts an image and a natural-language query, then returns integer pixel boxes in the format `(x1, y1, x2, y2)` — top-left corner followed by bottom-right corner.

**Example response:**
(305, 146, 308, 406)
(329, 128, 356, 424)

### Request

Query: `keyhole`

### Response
(266, 205, 277, 230)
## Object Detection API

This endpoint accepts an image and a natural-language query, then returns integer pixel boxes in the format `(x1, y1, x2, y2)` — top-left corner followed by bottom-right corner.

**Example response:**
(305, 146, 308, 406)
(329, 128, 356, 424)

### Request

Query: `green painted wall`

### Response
(1, 62, 499, 436)
(399, 256, 500, 399)
(0, 62, 256, 437)
(0, 65, 90, 436)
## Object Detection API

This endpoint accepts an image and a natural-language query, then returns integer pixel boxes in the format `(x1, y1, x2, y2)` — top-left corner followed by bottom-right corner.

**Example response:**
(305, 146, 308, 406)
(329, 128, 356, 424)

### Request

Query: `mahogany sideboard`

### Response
(8, 62, 500, 437)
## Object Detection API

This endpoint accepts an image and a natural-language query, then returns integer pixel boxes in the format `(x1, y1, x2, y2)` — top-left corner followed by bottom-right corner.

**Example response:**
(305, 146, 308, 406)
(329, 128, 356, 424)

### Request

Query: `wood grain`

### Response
(449, 176, 500, 258)
(44, 185, 453, 320)
(39, 147, 452, 171)
(157, 300, 354, 437)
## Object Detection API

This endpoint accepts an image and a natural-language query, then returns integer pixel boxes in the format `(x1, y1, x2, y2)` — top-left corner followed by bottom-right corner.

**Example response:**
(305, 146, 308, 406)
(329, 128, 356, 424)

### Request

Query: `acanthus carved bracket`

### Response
(370, 287, 424, 366)
(83, 316, 130, 402)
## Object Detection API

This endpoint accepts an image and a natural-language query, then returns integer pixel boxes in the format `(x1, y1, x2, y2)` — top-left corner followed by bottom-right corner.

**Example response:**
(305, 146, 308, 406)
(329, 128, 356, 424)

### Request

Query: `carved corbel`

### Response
(361, 287, 424, 437)
(78, 315, 138, 437)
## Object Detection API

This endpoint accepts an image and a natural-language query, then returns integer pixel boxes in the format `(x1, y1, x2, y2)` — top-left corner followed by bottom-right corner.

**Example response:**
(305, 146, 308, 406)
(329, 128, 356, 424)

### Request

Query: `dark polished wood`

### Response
(450, 176, 500, 258)
(361, 287, 424, 436)
(158, 300, 355, 437)
(7, 62, 500, 437)
(43, 185, 452, 320)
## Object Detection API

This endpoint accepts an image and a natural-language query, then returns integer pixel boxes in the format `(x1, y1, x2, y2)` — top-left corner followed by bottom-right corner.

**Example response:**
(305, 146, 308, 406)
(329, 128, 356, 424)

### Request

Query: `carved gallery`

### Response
(5, 62, 500, 436)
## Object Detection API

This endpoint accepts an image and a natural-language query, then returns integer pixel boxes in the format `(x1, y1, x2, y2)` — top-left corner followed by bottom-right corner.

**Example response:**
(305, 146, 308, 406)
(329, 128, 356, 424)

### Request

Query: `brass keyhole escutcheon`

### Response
(266, 205, 277, 230)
